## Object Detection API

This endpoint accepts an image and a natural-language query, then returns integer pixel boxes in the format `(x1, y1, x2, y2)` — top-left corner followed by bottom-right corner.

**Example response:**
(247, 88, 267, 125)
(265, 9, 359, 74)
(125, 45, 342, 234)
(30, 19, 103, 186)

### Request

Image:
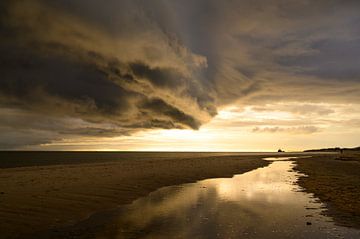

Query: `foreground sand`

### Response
(0, 153, 271, 238)
(295, 152, 360, 229)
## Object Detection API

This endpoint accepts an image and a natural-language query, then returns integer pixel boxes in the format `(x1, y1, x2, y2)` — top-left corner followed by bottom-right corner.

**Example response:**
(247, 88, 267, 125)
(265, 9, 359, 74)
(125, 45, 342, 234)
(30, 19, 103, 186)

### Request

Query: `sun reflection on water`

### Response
(58, 157, 360, 239)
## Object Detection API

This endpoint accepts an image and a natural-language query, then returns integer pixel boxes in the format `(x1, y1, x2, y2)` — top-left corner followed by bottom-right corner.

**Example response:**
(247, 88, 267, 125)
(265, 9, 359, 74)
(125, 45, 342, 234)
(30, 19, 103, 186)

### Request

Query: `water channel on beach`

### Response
(49, 156, 360, 238)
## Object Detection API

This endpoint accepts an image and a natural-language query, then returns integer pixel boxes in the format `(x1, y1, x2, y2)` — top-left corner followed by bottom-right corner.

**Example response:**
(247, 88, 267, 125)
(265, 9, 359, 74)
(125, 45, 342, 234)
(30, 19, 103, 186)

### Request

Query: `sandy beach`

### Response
(0, 152, 273, 238)
(295, 152, 360, 229)
(1, 152, 359, 238)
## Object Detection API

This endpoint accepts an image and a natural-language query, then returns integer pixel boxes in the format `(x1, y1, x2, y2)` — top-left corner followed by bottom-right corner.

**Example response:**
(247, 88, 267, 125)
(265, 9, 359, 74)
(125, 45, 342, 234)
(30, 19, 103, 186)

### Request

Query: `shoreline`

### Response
(0, 153, 276, 238)
(3, 152, 355, 238)
(0, 151, 321, 169)
(295, 153, 360, 229)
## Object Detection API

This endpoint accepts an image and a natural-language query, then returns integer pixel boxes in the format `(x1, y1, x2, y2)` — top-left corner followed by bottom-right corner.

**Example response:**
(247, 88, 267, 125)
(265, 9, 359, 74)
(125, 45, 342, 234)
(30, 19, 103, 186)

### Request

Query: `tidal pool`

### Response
(53, 157, 360, 238)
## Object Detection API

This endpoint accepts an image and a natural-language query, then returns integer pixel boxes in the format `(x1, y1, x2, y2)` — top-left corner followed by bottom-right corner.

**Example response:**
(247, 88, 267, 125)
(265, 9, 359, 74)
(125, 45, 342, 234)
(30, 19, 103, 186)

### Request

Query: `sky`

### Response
(0, 0, 359, 151)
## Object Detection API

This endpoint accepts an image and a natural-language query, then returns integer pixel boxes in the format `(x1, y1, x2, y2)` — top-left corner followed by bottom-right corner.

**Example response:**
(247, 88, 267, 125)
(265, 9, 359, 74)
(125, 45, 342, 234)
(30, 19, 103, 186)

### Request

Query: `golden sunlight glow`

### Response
(39, 102, 360, 151)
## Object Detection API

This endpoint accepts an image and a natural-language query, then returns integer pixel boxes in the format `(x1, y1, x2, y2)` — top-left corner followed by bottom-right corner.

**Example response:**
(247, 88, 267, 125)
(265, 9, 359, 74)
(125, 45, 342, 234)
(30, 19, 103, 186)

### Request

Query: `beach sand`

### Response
(2, 152, 358, 238)
(295, 152, 360, 229)
(0, 152, 271, 238)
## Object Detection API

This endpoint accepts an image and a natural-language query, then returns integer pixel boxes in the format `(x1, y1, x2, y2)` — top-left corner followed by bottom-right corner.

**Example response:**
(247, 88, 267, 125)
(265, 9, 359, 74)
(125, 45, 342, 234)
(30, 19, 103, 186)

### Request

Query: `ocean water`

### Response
(0, 151, 321, 168)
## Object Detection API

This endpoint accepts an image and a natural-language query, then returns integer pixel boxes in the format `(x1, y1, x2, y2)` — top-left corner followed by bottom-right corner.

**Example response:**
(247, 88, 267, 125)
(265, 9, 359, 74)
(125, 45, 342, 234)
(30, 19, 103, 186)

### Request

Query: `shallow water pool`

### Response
(51, 157, 360, 238)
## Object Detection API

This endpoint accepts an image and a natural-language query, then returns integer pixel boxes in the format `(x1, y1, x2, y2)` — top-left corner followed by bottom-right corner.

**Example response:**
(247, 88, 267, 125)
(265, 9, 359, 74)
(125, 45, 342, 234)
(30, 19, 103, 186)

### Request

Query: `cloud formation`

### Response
(0, 0, 360, 149)
(252, 126, 320, 134)
(0, 0, 214, 146)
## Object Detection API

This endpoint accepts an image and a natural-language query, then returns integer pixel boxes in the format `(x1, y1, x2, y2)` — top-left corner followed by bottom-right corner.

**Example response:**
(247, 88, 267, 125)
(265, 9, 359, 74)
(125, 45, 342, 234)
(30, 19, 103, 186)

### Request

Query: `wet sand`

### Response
(295, 152, 360, 229)
(0, 152, 274, 238)
(42, 156, 360, 239)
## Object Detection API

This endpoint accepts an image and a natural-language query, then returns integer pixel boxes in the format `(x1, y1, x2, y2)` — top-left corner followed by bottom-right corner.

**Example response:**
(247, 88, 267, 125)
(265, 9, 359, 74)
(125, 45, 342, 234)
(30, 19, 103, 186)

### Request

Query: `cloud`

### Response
(252, 126, 320, 134)
(251, 103, 335, 116)
(169, 0, 360, 105)
(0, 0, 214, 148)
(0, 0, 360, 149)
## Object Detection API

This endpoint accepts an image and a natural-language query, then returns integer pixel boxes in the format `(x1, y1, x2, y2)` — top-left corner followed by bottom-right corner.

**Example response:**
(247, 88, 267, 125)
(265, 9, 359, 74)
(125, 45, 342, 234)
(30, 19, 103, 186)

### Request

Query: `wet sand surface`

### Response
(2, 152, 358, 238)
(33, 156, 360, 239)
(0, 152, 277, 238)
(295, 152, 360, 229)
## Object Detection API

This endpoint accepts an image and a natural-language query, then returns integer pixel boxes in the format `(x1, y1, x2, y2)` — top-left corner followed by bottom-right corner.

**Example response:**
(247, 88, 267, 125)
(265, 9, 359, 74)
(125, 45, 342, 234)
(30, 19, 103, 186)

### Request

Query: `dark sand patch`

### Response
(295, 153, 360, 229)
(0, 153, 272, 238)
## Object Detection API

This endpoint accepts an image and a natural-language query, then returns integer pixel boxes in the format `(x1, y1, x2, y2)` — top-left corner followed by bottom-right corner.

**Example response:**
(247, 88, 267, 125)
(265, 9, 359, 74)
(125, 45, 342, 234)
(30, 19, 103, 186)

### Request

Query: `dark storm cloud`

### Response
(277, 38, 360, 80)
(0, 128, 56, 149)
(140, 98, 201, 130)
(130, 62, 185, 89)
(0, 47, 132, 115)
(167, 0, 360, 105)
(0, 0, 214, 149)
(0, 0, 360, 148)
